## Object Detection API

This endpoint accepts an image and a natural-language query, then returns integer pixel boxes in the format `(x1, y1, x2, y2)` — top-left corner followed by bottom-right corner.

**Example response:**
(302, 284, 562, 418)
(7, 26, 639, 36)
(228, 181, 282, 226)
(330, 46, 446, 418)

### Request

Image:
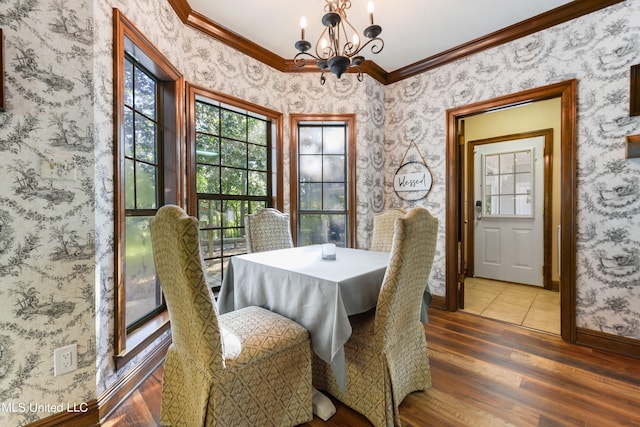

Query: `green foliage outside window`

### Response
(195, 99, 271, 289)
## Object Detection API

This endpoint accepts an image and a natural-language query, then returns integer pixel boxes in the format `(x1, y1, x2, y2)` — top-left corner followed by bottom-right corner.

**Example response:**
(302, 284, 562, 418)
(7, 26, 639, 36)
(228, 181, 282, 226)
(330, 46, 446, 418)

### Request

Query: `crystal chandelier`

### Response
(294, 0, 384, 85)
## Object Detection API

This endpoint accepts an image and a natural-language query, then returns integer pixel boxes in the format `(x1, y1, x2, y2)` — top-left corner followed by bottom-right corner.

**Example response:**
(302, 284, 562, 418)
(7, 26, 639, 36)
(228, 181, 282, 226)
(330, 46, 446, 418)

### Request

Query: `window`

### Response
(114, 10, 183, 367)
(122, 54, 163, 328)
(187, 84, 283, 291)
(482, 149, 533, 216)
(290, 114, 356, 247)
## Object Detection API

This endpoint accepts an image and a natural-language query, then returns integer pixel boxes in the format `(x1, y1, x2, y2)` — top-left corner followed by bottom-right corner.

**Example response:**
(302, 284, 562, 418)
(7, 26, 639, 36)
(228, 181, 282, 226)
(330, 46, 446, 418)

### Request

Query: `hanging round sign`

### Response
(393, 161, 433, 201)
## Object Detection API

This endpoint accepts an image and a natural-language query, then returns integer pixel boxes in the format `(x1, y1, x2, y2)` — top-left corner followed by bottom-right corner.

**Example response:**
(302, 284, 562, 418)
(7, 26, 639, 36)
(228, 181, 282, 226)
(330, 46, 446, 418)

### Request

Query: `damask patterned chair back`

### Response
(370, 208, 407, 252)
(375, 207, 438, 407)
(151, 204, 223, 374)
(245, 208, 294, 253)
(312, 207, 438, 427)
(151, 205, 313, 426)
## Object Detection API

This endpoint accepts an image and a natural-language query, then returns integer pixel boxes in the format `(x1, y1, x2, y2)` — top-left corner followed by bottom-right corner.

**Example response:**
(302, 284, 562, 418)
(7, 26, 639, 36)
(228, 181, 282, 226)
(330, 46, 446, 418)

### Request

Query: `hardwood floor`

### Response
(102, 309, 640, 426)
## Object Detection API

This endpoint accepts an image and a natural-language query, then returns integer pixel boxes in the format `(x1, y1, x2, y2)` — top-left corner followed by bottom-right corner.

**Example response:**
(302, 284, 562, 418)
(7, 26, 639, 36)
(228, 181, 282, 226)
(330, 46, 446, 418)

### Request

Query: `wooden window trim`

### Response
(289, 114, 356, 247)
(113, 9, 184, 369)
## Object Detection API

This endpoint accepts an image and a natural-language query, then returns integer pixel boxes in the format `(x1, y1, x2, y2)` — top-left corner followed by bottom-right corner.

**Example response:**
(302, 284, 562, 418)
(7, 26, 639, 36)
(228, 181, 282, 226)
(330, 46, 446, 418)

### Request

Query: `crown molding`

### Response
(167, 0, 288, 72)
(387, 0, 625, 83)
(167, 0, 623, 86)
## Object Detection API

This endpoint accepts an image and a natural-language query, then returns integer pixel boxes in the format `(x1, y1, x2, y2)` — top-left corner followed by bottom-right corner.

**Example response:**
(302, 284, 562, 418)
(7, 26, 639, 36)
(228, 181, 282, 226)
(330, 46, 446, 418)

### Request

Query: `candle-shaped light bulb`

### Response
(353, 33, 359, 46)
(321, 38, 328, 50)
(300, 16, 307, 40)
(368, 1, 374, 25)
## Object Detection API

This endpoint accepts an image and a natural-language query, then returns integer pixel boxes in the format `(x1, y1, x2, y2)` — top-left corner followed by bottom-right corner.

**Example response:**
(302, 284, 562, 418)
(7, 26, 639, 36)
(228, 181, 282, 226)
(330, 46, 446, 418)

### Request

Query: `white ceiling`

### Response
(187, 0, 573, 72)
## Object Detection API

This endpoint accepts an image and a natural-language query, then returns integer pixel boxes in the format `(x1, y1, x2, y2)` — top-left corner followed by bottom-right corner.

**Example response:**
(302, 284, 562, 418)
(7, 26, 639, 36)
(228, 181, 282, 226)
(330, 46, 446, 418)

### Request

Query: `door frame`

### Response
(445, 79, 577, 342)
(467, 129, 554, 289)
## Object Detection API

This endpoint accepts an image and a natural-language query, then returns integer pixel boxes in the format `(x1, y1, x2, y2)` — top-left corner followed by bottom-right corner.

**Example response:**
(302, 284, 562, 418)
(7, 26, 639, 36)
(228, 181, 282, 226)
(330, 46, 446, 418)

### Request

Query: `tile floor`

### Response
(462, 277, 560, 334)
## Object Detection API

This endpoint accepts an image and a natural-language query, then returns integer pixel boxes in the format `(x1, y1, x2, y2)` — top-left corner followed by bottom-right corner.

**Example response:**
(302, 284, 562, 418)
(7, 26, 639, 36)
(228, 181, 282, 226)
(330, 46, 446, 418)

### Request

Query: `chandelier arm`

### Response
(315, 26, 331, 59)
(329, 25, 339, 58)
(353, 37, 384, 56)
(343, 41, 356, 58)
(293, 51, 321, 68)
(340, 14, 360, 55)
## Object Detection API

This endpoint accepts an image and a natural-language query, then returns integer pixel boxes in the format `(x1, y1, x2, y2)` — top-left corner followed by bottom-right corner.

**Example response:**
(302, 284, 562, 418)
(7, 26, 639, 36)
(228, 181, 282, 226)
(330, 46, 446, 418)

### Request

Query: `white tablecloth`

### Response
(216, 244, 431, 391)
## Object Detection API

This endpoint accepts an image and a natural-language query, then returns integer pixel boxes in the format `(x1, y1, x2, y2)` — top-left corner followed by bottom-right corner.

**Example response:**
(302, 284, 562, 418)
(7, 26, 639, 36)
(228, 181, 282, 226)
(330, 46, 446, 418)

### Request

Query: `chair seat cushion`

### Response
(220, 306, 309, 368)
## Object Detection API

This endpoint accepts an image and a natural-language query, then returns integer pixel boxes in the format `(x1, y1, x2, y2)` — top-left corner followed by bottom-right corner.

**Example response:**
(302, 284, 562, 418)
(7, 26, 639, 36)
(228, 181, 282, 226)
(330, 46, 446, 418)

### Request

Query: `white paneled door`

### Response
(473, 136, 544, 286)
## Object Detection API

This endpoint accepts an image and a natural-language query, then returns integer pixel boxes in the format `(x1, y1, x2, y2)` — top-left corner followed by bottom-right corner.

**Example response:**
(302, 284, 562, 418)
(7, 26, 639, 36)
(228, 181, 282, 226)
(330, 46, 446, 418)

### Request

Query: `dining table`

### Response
(216, 244, 432, 391)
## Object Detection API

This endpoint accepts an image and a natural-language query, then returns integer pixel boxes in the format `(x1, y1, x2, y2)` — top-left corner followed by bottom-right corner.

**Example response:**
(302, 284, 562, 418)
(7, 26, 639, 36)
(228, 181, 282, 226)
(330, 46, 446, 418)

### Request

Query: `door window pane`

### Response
(499, 195, 515, 215)
(483, 148, 533, 217)
(516, 173, 531, 193)
(500, 153, 514, 173)
(515, 195, 532, 215)
(485, 195, 498, 215)
(500, 174, 514, 194)
(515, 151, 531, 172)
(485, 155, 499, 175)
(484, 175, 498, 195)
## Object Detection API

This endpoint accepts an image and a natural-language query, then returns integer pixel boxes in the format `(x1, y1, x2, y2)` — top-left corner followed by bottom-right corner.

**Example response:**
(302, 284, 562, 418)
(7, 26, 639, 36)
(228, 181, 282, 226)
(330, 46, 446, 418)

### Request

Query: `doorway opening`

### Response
(463, 125, 558, 334)
(445, 80, 577, 342)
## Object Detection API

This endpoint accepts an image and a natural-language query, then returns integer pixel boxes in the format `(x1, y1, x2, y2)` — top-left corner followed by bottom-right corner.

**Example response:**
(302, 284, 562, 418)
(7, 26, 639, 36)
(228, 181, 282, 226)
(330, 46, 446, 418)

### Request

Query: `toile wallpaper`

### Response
(384, 0, 640, 336)
(0, 0, 637, 424)
(0, 0, 97, 425)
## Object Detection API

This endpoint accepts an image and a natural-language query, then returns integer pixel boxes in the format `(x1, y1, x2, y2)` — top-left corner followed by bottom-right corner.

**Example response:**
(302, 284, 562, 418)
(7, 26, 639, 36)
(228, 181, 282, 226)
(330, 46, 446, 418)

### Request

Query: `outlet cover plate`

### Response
(54, 343, 77, 376)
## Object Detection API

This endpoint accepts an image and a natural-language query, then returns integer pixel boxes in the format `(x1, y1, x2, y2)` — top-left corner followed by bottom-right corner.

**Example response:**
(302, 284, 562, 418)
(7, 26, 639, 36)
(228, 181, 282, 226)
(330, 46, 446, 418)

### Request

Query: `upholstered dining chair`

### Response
(370, 208, 407, 252)
(150, 205, 313, 427)
(313, 207, 438, 427)
(245, 208, 294, 253)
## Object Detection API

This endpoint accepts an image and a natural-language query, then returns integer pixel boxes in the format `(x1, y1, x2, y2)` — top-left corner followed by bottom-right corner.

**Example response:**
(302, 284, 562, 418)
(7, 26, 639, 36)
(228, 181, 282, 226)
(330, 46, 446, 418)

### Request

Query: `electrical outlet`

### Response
(54, 343, 78, 376)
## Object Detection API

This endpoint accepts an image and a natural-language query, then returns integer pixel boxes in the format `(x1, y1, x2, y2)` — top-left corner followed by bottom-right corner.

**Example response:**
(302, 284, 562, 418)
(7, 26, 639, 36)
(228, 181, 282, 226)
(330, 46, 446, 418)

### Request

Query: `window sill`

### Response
(115, 311, 171, 370)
